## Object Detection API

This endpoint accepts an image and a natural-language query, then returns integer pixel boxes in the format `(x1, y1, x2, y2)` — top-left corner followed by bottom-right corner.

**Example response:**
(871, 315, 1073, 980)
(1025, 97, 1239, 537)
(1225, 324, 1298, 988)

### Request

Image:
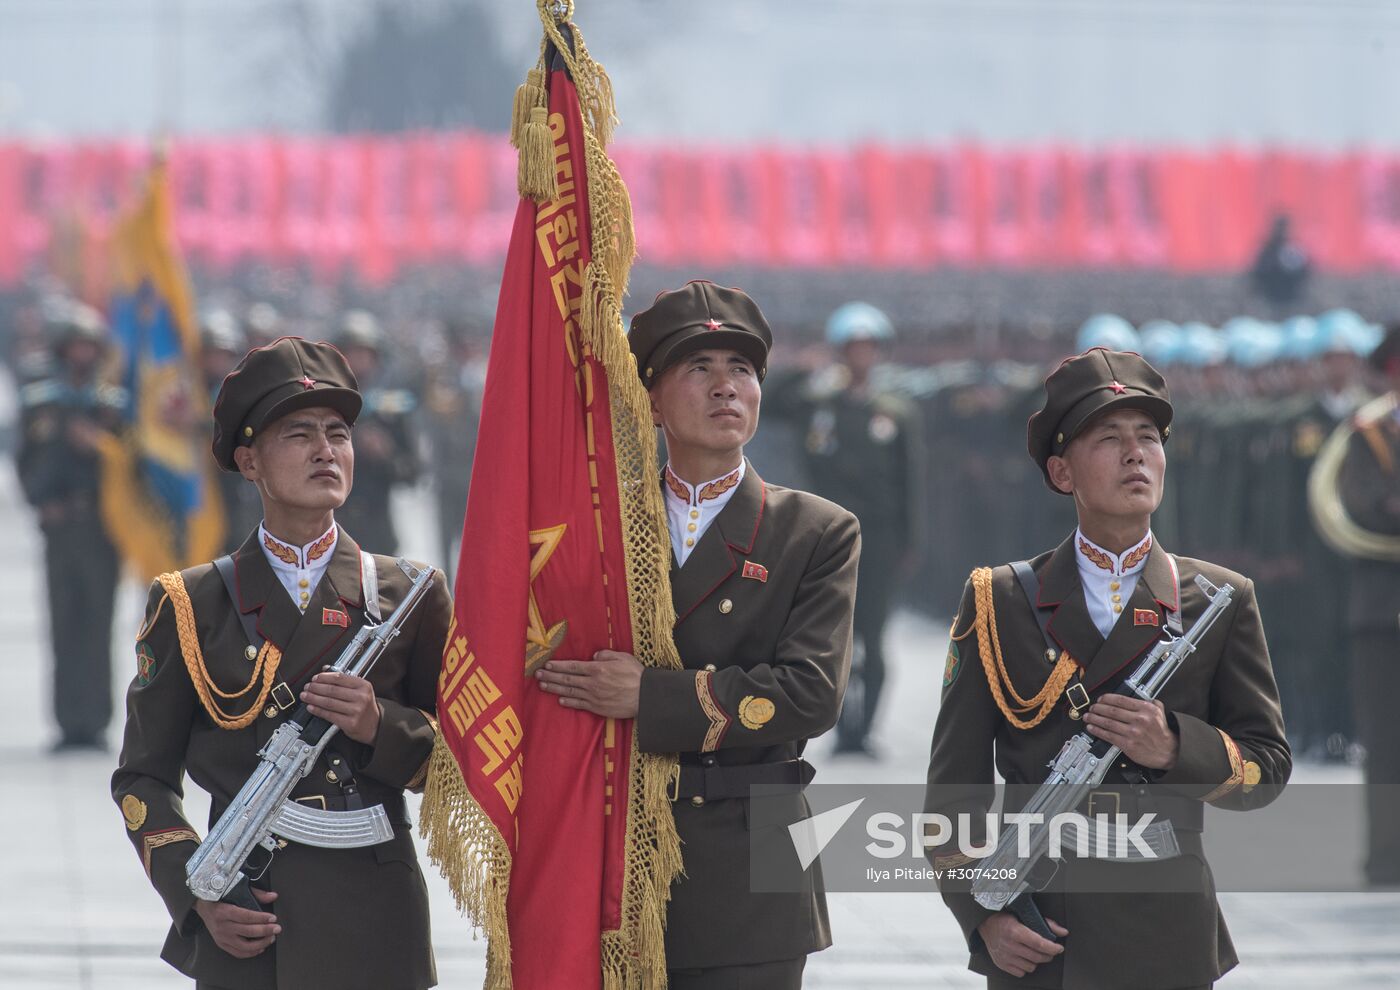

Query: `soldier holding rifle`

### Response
(112, 337, 451, 989)
(924, 347, 1290, 989)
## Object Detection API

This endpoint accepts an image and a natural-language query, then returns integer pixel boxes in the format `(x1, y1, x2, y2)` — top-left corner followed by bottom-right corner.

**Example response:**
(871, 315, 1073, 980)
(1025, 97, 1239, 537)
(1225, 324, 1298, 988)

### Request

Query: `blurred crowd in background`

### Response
(3, 247, 1393, 766)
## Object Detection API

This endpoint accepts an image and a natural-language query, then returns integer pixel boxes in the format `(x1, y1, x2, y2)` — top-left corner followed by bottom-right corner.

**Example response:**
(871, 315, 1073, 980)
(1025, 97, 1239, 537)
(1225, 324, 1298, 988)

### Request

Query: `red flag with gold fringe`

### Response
(420, 4, 681, 988)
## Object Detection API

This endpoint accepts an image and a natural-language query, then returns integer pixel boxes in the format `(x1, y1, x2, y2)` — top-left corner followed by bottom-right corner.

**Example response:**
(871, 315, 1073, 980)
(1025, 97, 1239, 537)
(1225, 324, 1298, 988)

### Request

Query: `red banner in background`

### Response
(3, 135, 1399, 284)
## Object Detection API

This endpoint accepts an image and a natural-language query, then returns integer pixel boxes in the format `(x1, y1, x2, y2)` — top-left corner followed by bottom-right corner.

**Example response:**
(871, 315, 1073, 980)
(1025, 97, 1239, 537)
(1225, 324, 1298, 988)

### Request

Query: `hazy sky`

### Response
(2, 0, 1399, 148)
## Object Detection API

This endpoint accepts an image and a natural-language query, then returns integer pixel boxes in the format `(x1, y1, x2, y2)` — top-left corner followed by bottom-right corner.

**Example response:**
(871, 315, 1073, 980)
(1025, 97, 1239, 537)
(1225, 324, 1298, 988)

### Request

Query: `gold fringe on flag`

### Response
(421, 2, 682, 987)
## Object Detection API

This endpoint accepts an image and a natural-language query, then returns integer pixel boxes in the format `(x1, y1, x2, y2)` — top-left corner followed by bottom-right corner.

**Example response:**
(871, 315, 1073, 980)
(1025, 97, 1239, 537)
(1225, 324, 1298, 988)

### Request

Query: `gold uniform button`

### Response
(719, 599, 733, 614)
(326, 770, 339, 783)
(687, 523, 697, 532)
(299, 578, 310, 588)
(1110, 581, 1121, 591)
(1111, 594, 1122, 603)
(244, 645, 258, 661)
(264, 705, 278, 719)
(1045, 648, 1058, 662)
(685, 538, 695, 547)
(1113, 604, 1123, 614)
(689, 509, 699, 520)
(691, 795, 705, 807)
(703, 663, 717, 672)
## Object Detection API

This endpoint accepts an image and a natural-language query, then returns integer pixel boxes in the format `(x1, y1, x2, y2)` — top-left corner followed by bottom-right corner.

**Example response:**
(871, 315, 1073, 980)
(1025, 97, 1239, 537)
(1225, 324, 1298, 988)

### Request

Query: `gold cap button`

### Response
(691, 795, 705, 807)
(1056, 432, 1065, 444)
(719, 599, 733, 614)
(264, 705, 278, 718)
(703, 663, 717, 672)
(243, 426, 254, 438)
(245, 645, 258, 661)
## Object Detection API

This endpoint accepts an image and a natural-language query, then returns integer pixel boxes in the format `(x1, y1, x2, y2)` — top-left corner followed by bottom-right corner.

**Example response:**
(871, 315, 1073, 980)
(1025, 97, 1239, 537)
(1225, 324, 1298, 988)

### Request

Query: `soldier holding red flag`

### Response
(537, 280, 861, 988)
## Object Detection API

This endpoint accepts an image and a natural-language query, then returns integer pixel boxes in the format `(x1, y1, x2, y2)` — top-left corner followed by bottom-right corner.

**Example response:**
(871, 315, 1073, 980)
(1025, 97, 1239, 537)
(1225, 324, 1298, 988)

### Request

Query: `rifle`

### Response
(969, 574, 1234, 941)
(185, 559, 437, 911)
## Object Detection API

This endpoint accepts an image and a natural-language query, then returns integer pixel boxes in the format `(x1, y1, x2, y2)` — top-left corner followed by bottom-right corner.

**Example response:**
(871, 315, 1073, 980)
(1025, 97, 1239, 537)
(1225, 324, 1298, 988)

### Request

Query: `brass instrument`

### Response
(1307, 393, 1400, 563)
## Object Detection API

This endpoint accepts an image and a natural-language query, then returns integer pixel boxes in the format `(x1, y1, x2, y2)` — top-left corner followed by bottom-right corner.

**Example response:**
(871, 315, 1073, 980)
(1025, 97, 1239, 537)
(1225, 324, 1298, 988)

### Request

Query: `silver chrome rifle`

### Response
(185, 559, 437, 911)
(969, 574, 1234, 939)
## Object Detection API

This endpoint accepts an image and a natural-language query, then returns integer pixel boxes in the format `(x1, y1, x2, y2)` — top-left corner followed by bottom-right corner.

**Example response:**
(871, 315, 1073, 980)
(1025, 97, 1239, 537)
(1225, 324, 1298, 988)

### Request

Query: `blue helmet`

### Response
(1076, 314, 1140, 353)
(1138, 320, 1183, 366)
(826, 302, 894, 346)
(1178, 322, 1227, 367)
(1280, 315, 1322, 361)
(1317, 308, 1381, 356)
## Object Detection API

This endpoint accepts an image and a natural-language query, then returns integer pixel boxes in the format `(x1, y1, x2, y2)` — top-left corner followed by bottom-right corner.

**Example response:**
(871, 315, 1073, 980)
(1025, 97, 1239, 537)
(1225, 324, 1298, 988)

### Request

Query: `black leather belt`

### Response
(670, 758, 815, 804)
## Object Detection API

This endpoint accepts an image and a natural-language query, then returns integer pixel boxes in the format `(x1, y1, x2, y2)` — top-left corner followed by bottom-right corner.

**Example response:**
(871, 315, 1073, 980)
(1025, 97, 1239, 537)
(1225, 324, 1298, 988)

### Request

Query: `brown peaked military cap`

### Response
(627, 280, 773, 388)
(212, 336, 362, 471)
(1027, 346, 1173, 493)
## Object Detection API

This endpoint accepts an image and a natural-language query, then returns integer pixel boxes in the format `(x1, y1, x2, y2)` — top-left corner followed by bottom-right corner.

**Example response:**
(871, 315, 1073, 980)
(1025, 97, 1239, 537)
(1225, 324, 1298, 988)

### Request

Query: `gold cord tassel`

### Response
(516, 106, 559, 203)
(954, 567, 1078, 730)
(510, 68, 545, 149)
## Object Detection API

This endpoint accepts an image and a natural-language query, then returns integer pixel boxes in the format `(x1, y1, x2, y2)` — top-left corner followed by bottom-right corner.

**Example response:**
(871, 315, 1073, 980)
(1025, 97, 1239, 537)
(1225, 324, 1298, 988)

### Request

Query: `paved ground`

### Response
(3, 471, 1398, 988)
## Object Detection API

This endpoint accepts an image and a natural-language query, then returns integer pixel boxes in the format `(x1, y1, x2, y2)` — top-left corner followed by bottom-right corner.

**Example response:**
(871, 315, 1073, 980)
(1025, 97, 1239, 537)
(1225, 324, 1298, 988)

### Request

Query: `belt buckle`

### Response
(667, 763, 680, 802)
(271, 682, 296, 711)
(1087, 790, 1121, 820)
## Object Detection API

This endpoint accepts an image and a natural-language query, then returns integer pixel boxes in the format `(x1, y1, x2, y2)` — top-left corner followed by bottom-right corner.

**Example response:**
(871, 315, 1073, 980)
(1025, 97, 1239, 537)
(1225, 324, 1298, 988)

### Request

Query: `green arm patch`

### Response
(136, 641, 157, 686)
(942, 641, 962, 688)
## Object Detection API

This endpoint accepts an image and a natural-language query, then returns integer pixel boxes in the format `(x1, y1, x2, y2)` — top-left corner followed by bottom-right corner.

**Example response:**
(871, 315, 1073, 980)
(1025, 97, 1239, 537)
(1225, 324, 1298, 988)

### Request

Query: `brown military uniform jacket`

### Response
(925, 536, 1291, 989)
(635, 466, 860, 970)
(112, 527, 451, 990)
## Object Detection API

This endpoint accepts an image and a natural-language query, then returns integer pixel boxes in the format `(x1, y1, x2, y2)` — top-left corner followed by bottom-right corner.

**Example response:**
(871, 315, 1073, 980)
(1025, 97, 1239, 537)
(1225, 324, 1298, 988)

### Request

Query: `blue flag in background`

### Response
(100, 160, 223, 578)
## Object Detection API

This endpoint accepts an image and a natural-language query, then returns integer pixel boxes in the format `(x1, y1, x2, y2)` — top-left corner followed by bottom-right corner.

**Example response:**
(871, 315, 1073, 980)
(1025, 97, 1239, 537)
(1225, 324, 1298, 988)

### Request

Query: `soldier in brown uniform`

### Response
(924, 347, 1290, 989)
(534, 281, 861, 989)
(112, 337, 451, 989)
(1325, 325, 1400, 885)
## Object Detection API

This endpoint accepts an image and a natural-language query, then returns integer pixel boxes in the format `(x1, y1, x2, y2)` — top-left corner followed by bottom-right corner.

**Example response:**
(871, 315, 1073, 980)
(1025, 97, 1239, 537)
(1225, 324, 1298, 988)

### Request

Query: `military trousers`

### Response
(836, 530, 899, 750)
(1352, 628, 1400, 884)
(43, 515, 118, 745)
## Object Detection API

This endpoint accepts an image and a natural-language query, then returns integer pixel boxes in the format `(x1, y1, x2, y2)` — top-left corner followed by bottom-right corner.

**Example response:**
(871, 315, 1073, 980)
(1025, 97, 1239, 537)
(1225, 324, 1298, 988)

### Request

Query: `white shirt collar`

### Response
(1074, 528, 1153, 638)
(258, 522, 339, 612)
(664, 461, 745, 566)
(1075, 529, 1153, 578)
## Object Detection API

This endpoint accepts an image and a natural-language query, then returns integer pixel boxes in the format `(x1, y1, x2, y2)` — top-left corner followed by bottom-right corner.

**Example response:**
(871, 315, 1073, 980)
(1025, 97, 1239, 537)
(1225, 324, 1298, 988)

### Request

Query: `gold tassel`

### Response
(509, 68, 545, 149)
(516, 106, 559, 203)
(420, 733, 514, 988)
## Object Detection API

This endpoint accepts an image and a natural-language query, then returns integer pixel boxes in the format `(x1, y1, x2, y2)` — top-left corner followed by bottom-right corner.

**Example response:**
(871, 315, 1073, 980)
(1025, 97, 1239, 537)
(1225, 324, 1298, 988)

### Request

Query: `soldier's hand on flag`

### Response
(536, 652, 643, 718)
(300, 670, 383, 744)
(1083, 695, 1180, 770)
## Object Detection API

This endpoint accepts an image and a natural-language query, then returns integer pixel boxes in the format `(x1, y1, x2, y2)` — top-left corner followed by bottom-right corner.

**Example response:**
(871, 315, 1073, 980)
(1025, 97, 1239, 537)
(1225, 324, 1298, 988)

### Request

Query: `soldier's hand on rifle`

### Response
(301, 670, 382, 744)
(978, 911, 1067, 978)
(1083, 695, 1180, 770)
(194, 888, 280, 958)
(536, 652, 643, 718)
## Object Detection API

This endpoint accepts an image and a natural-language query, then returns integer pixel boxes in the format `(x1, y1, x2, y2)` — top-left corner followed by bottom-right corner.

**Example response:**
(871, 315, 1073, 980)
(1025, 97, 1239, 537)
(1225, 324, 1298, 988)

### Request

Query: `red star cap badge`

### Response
(704, 318, 723, 331)
(299, 376, 317, 390)
(1109, 380, 1126, 394)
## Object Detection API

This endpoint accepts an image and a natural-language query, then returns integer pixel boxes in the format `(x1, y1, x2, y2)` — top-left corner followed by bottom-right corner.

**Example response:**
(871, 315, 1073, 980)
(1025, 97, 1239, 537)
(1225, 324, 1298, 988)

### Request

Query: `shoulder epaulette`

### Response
(20, 379, 62, 409)
(366, 388, 417, 415)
